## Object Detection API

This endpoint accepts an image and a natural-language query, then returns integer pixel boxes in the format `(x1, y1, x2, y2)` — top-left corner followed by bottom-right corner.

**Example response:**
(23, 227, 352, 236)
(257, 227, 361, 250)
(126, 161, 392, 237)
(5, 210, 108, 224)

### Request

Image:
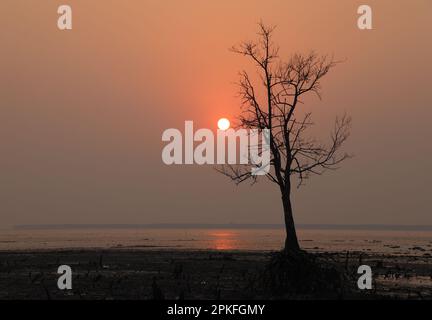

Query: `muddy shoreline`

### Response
(0, 249, 431, 299)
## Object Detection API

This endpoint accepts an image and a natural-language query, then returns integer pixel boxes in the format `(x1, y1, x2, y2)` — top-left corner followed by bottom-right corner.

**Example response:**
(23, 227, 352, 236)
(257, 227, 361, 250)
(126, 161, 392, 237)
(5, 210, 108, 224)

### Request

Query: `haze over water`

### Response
(1, 227, 432, 255)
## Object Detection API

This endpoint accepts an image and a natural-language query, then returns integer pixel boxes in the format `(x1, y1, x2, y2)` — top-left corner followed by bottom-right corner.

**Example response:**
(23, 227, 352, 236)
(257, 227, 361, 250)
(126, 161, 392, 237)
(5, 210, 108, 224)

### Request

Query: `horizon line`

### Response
(12, 223, 432, 231)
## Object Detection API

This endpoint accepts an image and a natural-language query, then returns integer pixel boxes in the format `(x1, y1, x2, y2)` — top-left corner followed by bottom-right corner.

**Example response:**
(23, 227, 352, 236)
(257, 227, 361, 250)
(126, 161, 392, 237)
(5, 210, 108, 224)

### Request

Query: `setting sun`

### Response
(217, 118, 230, 131)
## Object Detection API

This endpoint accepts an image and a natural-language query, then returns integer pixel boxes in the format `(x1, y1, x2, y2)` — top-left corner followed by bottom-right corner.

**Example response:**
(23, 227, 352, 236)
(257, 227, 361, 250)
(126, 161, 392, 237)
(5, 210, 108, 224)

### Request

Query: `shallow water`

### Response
(1, 228, 432, 255)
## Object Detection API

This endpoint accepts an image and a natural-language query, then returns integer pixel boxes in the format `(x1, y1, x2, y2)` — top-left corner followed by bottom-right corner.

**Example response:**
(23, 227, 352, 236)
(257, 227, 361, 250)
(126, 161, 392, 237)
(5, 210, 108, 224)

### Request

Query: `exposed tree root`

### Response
(261, 250, 359, 299)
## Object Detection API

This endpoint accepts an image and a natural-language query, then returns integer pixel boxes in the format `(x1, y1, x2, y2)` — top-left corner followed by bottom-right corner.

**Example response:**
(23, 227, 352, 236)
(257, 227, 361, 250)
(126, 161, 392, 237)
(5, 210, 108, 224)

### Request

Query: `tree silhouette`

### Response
(218, 23, 351, 252)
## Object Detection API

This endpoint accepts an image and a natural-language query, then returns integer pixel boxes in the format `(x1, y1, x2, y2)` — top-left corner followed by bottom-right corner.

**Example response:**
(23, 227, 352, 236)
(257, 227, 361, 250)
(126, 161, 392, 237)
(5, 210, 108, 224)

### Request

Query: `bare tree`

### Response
(218, 23, 351, 252)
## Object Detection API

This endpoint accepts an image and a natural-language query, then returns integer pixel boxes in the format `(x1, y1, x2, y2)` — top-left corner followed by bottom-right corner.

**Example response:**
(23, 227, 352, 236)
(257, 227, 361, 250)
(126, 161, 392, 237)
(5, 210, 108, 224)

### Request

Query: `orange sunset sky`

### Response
(0, 0, 431, 227)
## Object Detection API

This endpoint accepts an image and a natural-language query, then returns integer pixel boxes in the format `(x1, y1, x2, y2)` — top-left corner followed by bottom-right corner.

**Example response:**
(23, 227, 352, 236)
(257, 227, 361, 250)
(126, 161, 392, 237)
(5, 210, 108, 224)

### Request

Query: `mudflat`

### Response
(0, 249, 431, 299)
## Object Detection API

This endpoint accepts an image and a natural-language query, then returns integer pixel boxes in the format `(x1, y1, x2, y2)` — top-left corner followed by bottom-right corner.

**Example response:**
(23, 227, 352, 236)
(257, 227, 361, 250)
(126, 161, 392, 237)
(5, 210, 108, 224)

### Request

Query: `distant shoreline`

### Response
(12, 223, 432, 231)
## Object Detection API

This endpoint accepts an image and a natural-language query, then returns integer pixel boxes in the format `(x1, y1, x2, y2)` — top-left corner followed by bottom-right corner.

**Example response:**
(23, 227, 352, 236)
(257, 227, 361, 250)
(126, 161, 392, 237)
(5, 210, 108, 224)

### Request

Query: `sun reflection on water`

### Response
(208, 230, 237, 250)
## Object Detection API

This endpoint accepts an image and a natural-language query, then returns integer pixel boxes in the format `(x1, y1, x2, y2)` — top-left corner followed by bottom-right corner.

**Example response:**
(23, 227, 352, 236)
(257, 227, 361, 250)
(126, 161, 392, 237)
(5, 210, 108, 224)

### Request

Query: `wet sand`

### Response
(0, 249, 431, 300)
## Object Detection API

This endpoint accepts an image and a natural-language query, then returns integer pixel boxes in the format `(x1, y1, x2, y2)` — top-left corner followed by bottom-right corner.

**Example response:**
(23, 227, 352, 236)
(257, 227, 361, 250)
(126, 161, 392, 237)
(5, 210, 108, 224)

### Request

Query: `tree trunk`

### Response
(282, 193, 300, 252)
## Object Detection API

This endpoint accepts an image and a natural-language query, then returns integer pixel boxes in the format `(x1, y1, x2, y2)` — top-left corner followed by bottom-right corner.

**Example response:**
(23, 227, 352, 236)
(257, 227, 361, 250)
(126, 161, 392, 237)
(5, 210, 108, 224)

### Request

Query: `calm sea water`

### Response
(1, 228, 432, 255)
